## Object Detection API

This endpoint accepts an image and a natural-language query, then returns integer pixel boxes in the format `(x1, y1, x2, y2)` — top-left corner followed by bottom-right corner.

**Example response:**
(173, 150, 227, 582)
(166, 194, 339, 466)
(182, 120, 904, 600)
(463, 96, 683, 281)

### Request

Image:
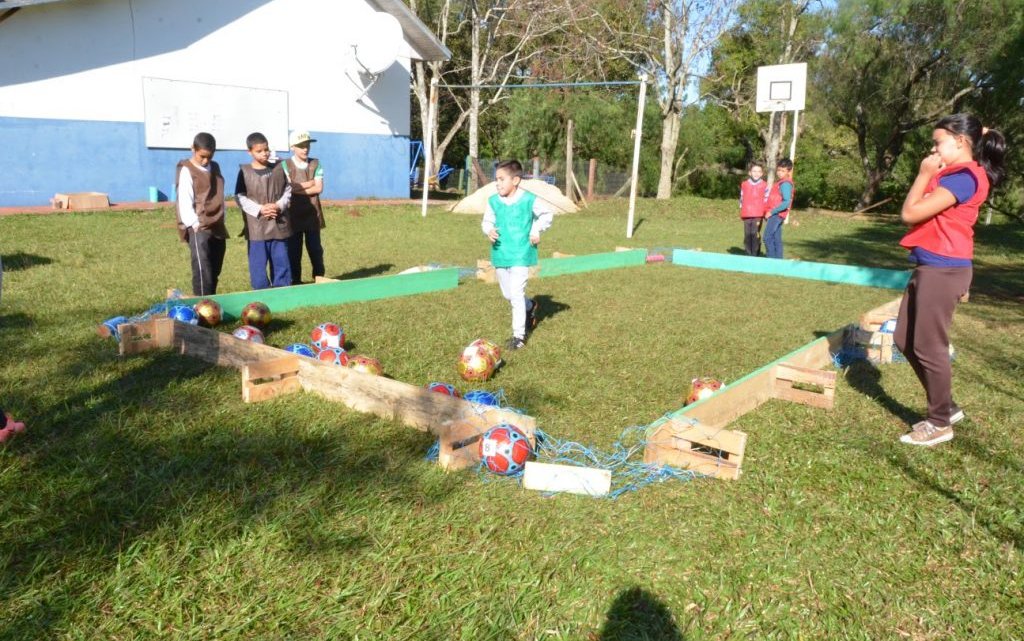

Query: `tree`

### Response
(568, 0, 741, 199)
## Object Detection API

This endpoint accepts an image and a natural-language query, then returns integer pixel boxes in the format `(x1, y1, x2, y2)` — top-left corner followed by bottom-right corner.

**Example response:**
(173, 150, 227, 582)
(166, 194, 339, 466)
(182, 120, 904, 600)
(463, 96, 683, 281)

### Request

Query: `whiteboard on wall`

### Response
(142, 77, 289, 151)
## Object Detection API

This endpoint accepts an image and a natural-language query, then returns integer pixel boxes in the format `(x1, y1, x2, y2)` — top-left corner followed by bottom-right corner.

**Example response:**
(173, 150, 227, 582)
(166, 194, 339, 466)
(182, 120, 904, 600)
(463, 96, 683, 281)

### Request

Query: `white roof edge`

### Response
(367, 0, 452, 62)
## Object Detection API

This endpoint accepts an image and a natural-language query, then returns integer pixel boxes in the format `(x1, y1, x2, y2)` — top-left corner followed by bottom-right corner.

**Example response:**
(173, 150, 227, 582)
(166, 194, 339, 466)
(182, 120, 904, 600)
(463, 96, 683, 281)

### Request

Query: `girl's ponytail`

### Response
(979, 127, 1007, 187)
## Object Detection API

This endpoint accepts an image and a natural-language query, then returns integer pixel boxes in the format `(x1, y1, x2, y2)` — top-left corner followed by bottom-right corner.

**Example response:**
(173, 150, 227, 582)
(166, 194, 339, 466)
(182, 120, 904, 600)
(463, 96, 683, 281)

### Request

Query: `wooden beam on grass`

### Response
(670, 250, 911, 290)
(522, 462, 611, 497)
(177, 268, 460, 321)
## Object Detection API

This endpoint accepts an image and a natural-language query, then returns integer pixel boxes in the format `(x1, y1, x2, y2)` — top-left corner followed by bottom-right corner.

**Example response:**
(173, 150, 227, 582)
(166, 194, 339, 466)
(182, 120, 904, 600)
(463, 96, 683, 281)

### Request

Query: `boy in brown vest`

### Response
(176, 132, 229, 295)
(235, 132, 292, 289)
(282, 130, 326, 284)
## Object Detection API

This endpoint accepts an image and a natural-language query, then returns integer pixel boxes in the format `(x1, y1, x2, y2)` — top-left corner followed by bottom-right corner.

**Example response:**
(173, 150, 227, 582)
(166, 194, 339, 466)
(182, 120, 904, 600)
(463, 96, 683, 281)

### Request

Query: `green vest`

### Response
(490, 191, 538, 267)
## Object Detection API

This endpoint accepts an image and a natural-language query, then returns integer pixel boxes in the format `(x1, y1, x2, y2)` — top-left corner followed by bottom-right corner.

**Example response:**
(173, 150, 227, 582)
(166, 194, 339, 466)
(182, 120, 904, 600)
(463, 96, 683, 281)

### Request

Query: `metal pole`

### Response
(626, 74, 647, 239)
(790, 109, 799, 160)
(421, 78, 438, 218)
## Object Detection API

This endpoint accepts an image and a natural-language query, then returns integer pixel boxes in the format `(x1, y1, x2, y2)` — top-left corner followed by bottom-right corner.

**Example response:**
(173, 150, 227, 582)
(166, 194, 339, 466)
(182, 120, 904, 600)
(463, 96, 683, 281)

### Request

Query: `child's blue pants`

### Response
(763, 216, 784, 259)
(248, 239, 292, 289)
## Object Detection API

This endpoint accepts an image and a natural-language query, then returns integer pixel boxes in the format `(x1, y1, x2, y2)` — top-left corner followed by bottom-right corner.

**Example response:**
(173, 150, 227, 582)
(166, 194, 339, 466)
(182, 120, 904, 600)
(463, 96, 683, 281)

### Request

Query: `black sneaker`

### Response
(506, 336, 526, 351)
(949, 403, 965, 425)
(526, 298, 539, 330)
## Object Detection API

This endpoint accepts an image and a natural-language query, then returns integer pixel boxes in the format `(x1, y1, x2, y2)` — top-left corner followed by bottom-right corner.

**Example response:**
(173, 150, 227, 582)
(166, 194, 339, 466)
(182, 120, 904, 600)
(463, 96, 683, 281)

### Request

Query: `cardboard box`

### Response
(52, 192, 110, 210)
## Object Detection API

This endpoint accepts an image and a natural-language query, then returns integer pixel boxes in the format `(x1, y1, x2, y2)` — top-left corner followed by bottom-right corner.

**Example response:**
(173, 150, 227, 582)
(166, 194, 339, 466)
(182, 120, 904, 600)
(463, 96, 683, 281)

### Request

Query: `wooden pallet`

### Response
(242, 355, 301, 403)
(644, 418, 747, 480)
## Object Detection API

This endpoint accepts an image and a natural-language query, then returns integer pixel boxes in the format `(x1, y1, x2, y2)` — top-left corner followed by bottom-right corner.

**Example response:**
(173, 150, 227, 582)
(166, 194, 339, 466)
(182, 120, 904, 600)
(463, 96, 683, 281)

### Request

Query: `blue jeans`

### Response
(763, 216, 784, 259)
(248, 239, 292, 289)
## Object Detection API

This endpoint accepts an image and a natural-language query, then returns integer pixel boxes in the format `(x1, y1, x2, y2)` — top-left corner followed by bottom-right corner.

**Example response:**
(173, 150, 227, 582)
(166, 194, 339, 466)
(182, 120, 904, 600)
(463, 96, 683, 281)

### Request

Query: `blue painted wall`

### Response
(0, 116, 410, 207)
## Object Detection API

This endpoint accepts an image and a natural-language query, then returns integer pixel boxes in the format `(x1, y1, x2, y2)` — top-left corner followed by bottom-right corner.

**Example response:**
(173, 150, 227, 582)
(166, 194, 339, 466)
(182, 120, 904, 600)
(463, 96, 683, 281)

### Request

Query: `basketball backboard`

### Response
(755, 63, 807, 112)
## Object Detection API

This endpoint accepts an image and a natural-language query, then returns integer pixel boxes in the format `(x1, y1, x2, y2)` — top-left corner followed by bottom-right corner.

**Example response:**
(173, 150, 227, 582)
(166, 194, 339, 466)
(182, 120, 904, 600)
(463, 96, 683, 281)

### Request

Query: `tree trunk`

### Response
(765, 110, 787, 183)
(656, 109, 681, 199)
(468, 10, 481, 192)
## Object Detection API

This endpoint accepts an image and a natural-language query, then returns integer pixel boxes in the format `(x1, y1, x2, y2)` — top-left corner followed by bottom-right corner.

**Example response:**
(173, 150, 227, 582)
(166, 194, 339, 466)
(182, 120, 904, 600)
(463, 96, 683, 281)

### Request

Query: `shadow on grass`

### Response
(598, 587, 684, 641)
(630, 218, 646, 236)
(332, 263, 395, 280)
(1, 348, 446, 637)
(2, 252, 54, 271)
(844, 361, 919, 425)
(531, 295, 570, 326)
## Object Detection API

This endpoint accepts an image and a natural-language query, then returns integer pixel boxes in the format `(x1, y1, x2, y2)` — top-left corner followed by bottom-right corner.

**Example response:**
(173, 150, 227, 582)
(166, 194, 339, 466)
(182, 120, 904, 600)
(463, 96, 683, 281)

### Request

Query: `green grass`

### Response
(1, 198, 1022, 640)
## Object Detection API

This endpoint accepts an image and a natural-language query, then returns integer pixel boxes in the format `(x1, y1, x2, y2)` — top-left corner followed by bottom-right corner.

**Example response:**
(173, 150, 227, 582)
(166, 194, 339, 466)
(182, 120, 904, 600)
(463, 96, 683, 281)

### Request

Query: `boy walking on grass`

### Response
(763, 158, 795, 259)
(175, 132, 229, 296)
(482, 160, 553, 350)
(282, 130, 326, 285)
(235, 132, 292, 289)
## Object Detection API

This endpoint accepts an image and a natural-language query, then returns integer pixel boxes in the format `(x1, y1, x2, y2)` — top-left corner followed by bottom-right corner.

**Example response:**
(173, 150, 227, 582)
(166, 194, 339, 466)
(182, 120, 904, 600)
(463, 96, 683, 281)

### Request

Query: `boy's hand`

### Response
(260, 203, 278, 218)
(529, 232, 540, 245)
(487, 229, 499, 243)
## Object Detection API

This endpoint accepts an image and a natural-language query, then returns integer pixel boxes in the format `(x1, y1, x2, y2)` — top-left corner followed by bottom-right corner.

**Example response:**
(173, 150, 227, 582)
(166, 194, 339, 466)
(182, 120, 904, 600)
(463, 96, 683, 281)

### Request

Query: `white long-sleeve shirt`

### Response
(177, 164, 206, 229)
(481, 187, 554, 237)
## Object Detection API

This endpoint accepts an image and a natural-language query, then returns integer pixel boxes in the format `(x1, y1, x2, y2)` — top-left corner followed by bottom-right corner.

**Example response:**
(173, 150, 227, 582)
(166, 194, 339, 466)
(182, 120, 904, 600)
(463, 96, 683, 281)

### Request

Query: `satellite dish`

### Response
(351, 12, 404, 75)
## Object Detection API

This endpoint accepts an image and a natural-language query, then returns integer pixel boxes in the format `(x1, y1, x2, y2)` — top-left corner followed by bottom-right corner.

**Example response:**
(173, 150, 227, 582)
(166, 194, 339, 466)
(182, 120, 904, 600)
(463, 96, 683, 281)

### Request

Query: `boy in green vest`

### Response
(481, 160, 554, 350)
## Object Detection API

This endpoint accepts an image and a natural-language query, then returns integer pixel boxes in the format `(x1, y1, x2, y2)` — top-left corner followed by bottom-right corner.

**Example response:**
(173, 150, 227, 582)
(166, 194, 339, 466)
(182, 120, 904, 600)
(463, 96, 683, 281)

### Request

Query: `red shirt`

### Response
(765, 178, 795, 219)
(739, 179, 768, 219)
(900, 162, 989, 259)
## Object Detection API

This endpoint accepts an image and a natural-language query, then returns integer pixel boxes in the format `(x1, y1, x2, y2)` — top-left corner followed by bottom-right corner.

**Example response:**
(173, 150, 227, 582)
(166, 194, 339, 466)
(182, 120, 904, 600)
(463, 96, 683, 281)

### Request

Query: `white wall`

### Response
(0, 0, 412, 142)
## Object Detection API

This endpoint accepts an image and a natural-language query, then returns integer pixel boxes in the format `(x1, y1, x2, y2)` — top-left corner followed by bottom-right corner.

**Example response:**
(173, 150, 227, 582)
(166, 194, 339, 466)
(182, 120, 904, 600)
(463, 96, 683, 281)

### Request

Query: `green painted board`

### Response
(178, 268, 460, 320)
(539, 249, 647, 278)
(671, 249, 910, 289)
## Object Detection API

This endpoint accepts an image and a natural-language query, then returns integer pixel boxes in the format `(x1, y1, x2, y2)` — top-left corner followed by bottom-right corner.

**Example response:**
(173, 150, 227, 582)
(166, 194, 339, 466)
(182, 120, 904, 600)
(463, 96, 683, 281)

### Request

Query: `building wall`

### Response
(0, 0, 416, 206)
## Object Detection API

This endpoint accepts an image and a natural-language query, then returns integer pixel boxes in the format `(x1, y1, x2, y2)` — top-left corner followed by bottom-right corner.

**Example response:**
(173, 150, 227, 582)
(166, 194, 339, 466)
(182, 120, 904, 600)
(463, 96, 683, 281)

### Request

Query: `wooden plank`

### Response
(773, 363, 836, 410)
(522, 462, 611, 497)
(859, 296, 902, 330)
(177, 268, 460, 320)
(168, 320, 287, 368)
(118, 318, 174, 355)
(643, 441, 741, 480)
(671, 250, 911, 290)
(539, 249, 647, 278)
(242, 355, 301, 404)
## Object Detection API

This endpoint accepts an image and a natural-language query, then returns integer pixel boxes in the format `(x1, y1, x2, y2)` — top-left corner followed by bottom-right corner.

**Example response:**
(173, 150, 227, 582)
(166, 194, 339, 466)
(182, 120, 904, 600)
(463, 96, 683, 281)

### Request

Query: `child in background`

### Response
(894, 113, 1005, 446)
(235, 132, 292, 289)
(482, 160, 554, 350)
(739, 162, 768, 256)
(282, 130, 326, 285)
(175, 132, 229, 295)
(0, 409, 26, 443)
(762, 158, 795, 259)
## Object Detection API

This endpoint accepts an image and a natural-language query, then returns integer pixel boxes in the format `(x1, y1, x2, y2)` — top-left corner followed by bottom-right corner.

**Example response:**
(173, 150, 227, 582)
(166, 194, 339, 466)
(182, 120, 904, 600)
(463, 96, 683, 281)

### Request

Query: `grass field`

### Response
(1, 198, 1022, 640)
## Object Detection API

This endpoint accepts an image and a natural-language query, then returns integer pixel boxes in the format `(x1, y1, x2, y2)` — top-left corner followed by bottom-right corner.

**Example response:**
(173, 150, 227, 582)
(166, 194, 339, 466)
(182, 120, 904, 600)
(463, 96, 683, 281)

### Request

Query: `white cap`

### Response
(289, 130, 317, 147)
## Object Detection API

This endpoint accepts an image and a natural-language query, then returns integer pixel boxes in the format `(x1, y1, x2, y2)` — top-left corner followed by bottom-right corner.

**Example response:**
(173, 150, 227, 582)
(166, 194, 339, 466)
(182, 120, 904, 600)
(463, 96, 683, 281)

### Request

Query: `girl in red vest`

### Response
(739, 162, 769, 255)
(895, 113, 1006, 446)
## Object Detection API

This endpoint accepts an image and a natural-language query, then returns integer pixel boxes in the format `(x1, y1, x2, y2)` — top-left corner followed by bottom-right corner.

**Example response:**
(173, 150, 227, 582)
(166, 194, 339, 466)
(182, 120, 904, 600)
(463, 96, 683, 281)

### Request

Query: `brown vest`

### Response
(238, 162, 291, 241)
(283, 157, 326, 232)
(175, 159, 228, 242)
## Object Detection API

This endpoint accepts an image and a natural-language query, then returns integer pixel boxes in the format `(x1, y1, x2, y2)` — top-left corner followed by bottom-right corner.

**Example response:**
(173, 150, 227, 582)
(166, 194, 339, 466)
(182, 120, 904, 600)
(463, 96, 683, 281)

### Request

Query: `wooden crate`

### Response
(644, 418, 747, 480)
(242, 355, 301, 403)
(773, 364, 836, 410)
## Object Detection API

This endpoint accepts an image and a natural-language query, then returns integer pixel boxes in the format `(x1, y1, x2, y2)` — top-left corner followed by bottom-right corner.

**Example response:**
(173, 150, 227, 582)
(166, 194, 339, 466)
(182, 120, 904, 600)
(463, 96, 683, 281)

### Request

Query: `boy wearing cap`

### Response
(282, 130, 326, 284)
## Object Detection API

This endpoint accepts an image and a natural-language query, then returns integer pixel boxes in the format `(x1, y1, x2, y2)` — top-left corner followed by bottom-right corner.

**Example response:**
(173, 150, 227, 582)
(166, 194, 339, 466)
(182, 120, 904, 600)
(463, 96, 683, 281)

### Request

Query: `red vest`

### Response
(740, 179, 768, 219)
(765, 178, 795, 219)
(900, 162, 989, 259)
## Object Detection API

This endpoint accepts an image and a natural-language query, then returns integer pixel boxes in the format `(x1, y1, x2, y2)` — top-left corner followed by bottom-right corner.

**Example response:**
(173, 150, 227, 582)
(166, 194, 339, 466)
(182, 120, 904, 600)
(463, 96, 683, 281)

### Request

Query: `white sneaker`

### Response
(901, 420, 953, 446)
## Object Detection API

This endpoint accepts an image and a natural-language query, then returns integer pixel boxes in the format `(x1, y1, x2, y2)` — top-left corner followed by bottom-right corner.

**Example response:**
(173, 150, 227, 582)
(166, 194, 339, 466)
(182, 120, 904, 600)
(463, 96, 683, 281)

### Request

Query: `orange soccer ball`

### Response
(348, 355, 383, 376)
(685, 377, 723, 405)
(241, 301, 272, 328)
(457, 343, 496, 382)
(193, 298, 223, 327)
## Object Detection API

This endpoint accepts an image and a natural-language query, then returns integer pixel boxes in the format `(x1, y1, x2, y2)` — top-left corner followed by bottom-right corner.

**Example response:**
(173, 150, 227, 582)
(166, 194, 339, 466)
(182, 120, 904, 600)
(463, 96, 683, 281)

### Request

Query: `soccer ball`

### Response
(469, 338, 502, 365)
(168, 305, 199, 325)
(686, 377, 723, 405)
(348, 355, 383, 376)
(193, 298, 222, 327)
(426, 382, 461, 398)
(284, 343, 317, 358)
(311, 322, 344, 351)
(241, 302, 272, 328)
(232, 325, 265, 344)
(464, 390, 499, 407)
(317, 346, 350, 366)
(479, 423, 533, 475)
(457, 343, 496, 382)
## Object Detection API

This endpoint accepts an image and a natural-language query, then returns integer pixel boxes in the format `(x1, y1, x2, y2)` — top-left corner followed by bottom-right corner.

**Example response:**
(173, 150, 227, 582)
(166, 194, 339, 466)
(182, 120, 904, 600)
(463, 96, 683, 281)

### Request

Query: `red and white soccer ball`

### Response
(457, 343, 496, 382)
(317, 346, 350, 366)
(232, 325, 265, 344)
(348, 355, 383, 376)
(469, 338, 502, 366)
(241, 302, 272, 328)
(686, 377, 723, 405)
(193, 298, 223, 327)
(311, 322, 344, 352)
(426, 382, 461, 398)
(478, 423, 533, 475)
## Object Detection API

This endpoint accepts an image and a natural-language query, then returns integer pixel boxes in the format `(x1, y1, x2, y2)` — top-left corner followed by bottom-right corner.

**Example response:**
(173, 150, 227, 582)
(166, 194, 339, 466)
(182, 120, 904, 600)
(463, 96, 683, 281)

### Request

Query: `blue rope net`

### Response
(100, 290, 184, 342)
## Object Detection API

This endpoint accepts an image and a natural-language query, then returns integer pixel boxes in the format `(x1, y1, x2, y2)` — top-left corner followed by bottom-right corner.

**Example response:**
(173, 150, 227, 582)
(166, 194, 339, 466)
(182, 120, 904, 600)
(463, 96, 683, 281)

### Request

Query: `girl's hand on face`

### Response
(919, 153, 944, 177)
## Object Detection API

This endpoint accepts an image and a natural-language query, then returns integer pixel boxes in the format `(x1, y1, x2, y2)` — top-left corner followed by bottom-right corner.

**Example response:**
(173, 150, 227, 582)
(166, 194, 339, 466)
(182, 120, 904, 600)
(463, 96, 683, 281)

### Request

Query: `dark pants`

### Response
(187, 229, 226, 296)
(288, 229, 325, 285)
(248, 239, 292, 290)
(894, 266, 972, 426)
(742, 218, 761, 256)
(763, 216, 784, 258)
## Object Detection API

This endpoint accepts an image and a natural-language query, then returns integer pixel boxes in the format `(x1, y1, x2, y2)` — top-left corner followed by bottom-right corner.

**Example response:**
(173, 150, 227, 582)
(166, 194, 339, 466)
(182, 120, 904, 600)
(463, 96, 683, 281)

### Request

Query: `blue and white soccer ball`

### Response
(284, 343, 317, 358)
(464, 390, 499, 407)
(168, 305, 199, 325)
